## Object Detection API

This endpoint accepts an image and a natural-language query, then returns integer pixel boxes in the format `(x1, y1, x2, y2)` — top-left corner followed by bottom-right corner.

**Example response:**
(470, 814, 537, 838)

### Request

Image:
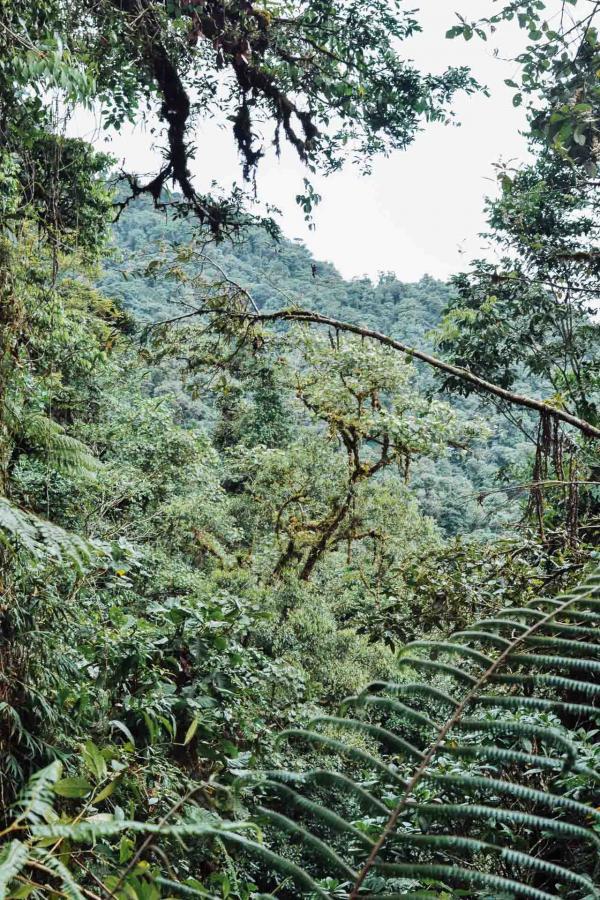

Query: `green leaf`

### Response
(119, 835, 135, 864)
(182, 716, 200, 746)
(81, 741, 107, 781)
(0, 842, 29, 898)
(91, 778, 119, 804)
(109, 719, 136, 746)
(53, 777, 93, 798)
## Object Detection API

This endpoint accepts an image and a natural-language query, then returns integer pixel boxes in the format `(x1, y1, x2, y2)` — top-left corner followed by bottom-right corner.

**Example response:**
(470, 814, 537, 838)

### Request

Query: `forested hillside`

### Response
(102, 203, 448, 340)
(100, 199, 530, 537)
(1, 2, 599, 900)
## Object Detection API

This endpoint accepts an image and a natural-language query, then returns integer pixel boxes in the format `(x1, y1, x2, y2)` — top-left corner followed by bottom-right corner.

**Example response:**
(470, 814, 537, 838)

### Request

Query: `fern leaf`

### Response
(452, 629, 512, 648)
(234, 563, 600, 897)
(28, 848, 85, 900)
(395, 656, 477, 685)
(386, 834, 595, 892)
(472, 693, 600, 719)
(373, 862, 566, 900)
(452, 718, 578, 766)
(428, 772, 600, 821)
(0, 842, 28, 899)
(259, 769, 390, 816)
(23, 413, 100, 475)
(406, 800, 600, 848)
(492, 671, 600, 695)
(342, 695, 439, 730)
(0, 498, 95, 571)
(307, 716, 424, 760)
(519, 634, 600, 655)
(277, 729, 407, 785)
(360, 681, 460, 709)
(404, 640, 494, 667)
(13, 761, 62, 825)
(253, 805, 357, 879)
(256, 779, 374, 849)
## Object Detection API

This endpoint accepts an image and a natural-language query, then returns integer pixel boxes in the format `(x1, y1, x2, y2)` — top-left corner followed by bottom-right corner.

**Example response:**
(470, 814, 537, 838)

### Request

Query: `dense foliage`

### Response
(0, 1, 599, 899)
(99, 201, 532, 538)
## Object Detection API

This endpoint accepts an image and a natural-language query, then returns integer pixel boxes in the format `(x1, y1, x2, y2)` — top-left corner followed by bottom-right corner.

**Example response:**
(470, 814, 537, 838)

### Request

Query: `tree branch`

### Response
(236, 308, 600, 440)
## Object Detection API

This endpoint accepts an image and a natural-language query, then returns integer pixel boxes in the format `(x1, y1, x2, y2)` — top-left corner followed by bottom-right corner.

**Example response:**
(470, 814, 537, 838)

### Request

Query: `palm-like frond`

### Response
(225, 563, 600, 897)
(23, 413, 100, 475)
(9, 566, 600, 900)
(0, 497, 95, 569)
(12, 761, 63, 825)
(0, 842, 29, 899)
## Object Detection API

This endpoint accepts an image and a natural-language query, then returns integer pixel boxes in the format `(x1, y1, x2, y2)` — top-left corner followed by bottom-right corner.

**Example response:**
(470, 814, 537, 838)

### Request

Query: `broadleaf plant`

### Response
(3, 563, 599, 899)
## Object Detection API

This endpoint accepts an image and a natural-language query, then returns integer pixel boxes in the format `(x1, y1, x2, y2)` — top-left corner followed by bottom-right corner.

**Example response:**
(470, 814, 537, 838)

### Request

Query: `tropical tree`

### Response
(0, 0, 477, 235)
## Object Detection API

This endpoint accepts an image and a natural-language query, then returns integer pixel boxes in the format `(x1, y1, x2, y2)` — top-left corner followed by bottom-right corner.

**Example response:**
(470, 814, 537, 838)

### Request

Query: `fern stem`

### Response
(348, 568, 600, 899)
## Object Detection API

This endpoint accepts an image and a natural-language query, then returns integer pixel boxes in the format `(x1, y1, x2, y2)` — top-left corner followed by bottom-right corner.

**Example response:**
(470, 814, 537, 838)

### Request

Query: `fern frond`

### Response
(0, 841, 29, 898)
(508, 652, 600, 673)
(452, 629, 512, 648)
(451, 718, 578, 765)
(13, 761, 62, 825)
(23, 413, 100, 475)
(492, 670, 600, 695)
(471, 693, 600, 719)
(258, 769, 390, 816)
(28, 847, 85, 900)
(518, 634, 600, 655)
(277, 729, 407, 785)
(307, 716, 423, 760)
(404, 800, 600, 848)
(360, 681, 459, 709)
(255, 780, 374, 850)
(254, 806, 357, 879)
(384, 834, 595, 893)
(428, 772, 600, 820)
(395, 656, 477, 685)
(373, 862, 563, 900)
(0, 497, 96, 570)
(342, 695, 439, 730)
(445, 740, 593, 777)
(404, 640, 494, 667)
(230, 563, 600, 897)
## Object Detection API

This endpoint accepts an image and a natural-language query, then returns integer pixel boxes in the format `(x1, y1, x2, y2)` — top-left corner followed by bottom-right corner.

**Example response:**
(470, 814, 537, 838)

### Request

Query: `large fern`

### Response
(22, 413, 100, 477)
(9, 565, 600, 899)
(225, 562, 600, 898)
(0, 497, 96, 570)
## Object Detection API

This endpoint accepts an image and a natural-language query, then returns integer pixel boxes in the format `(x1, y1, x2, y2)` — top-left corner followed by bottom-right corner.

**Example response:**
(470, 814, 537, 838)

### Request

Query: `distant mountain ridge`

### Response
(99, 197, 449, 349)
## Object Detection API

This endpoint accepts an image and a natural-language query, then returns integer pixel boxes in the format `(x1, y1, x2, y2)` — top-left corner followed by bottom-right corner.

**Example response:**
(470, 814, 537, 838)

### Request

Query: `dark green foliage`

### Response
(221, 563, 600, 898)
(0, 4, 599, 899)
(2, 566, 599, 900)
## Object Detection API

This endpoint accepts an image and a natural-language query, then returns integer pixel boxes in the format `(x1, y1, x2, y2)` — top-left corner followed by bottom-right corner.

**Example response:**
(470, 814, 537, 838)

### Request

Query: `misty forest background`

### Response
(1, 2, 600, 899)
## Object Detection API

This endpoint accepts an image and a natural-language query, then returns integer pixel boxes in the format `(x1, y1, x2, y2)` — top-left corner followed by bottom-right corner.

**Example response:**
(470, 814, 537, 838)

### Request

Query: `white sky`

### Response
(73, 1, 535, 282)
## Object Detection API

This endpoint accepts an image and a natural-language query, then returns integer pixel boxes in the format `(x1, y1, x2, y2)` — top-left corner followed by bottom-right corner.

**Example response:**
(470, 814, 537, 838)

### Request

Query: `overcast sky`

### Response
(73, 1, 537, 282)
